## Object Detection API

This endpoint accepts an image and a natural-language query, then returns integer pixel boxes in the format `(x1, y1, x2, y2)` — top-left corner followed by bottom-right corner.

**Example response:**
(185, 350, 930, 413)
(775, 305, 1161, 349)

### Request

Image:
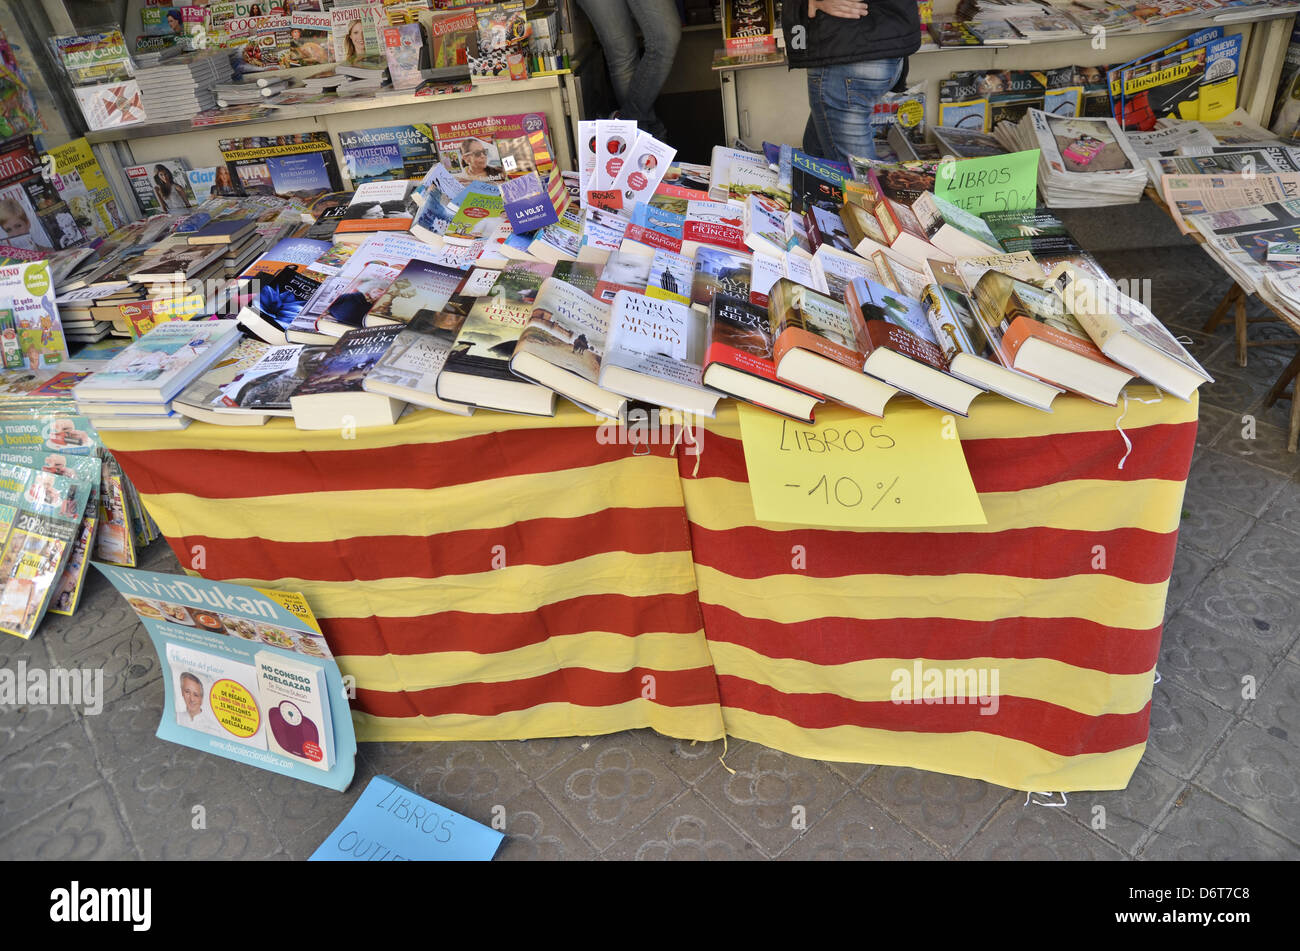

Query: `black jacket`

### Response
(783, 0, 921, 69)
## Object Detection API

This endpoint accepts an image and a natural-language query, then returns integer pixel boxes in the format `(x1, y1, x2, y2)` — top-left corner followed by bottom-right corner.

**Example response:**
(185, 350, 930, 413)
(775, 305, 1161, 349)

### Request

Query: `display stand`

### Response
(715, 15, 1295, 148)
(99, 388, 1198, 792)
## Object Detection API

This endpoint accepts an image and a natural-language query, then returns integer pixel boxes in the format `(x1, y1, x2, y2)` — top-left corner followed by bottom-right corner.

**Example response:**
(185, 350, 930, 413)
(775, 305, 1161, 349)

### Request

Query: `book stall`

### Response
(5, 0, 1299, 805)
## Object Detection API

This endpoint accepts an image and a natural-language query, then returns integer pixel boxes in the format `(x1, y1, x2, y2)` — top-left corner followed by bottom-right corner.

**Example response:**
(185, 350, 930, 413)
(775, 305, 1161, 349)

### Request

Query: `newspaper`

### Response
(1160, 173, 1300, 233)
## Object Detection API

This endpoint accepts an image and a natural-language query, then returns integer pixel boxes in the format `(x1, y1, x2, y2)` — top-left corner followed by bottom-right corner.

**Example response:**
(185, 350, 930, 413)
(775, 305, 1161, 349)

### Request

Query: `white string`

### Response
(1115, 389, 1165, 470)
(1174, 335, 1195, 346)
(1024, 791, 1069, 808)
(1153, 669, 1162, 685)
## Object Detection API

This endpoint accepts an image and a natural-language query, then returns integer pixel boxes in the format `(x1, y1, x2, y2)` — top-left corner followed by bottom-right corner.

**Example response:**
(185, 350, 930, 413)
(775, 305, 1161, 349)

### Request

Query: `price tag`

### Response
(736, 402, 985, 528)
(935, 149, 1039, 214)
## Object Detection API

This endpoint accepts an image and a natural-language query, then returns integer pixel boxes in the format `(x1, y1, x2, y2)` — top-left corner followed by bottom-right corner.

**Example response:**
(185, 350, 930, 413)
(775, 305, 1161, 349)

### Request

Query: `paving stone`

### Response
(1213, 419, 1300, 477)
(63, 623, 160, 708)
(81, 677, 166, 774)
(779, 789, 943, 860)
(0, 783, 135, 861)
(604, 789, 763, 860)
(1184, 449, 1288, 517)
(1142, 787, 1299, 860)
(1143, 680, 1233, 780)
(1060, 761, 1184, 856)
(692, 741, 850, 857)
(1196, 720, 1300, 844)
(1259, 478, 1300, 529)
(958, 795, 1126, 860)
(1246, 661, 1300, 746)
(1182, 565, 1300, 658)
(1164, 547, 1215, 621)
(249, 754, 377, 851)
(0, 650, 76, 760)
(1193, 403, 1238, 450)
(372, 740, 532, 829)
(636, 730, 736, 785)
(1173, 492, 1255, 559)
(0, 720, 99, 833)
(536, 733, 684, 851)
(821, 759, 878, 787)
(495, 735, 590, 781)
(1225, 521, 1300, 598)
(862, 766, 1011, 856)
(1159, 612, 1280, 715)
(495, 786, 599, 861)
(107, 743, 282, 860)
(1198, 370, 1272, 415)
(39, 597, 140, 664)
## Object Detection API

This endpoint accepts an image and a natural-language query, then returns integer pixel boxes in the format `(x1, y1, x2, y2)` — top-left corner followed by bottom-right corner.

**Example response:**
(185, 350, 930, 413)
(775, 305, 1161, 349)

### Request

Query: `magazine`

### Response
(218, 133, 343, 200)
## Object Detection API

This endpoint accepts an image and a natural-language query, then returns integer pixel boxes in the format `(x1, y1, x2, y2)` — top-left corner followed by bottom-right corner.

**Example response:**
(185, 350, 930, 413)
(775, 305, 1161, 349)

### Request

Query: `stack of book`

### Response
(135, 50, 233, 122)
(72, 320, 243, 431)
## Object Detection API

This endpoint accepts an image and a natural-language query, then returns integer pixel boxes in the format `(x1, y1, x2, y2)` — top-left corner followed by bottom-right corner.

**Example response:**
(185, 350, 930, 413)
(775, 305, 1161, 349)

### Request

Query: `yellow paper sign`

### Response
(736, 402, 986, 528)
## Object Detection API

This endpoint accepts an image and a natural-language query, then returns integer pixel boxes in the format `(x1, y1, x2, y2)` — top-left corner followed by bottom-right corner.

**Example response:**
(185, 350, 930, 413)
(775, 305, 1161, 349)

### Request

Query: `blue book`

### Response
(310, 775, 504, 861)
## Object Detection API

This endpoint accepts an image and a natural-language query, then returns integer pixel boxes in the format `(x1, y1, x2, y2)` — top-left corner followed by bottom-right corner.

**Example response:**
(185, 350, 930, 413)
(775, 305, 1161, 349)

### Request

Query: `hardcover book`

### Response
(510, 277, 624, 418)
(289, 325, 403, 429)
(599, 291, 720, 417)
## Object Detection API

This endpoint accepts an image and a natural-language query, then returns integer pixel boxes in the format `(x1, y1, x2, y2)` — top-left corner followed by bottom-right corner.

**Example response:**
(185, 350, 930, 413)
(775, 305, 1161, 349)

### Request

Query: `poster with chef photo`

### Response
(95, 563, 356, 791)
(610, 133, 676, 207)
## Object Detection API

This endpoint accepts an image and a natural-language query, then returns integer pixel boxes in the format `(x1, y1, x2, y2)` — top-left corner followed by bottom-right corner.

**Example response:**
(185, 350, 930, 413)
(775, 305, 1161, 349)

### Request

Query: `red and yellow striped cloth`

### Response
(103, 406, 725, 744)
(680, 387, 1197, 791)
(102, 387, 1196, 790)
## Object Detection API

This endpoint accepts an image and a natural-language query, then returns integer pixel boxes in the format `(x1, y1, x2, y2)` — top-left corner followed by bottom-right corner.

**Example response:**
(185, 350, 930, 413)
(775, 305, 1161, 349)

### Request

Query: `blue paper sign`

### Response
(310, 775, 504, 861)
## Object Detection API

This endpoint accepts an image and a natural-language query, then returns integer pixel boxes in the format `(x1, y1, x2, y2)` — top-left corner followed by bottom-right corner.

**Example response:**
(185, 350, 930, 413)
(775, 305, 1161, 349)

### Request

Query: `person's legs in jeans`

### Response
(623, 0, 680, 139)
(576, 0, 679, 140)
(576, 0, 639, 111)
(805, 58, 905, 165)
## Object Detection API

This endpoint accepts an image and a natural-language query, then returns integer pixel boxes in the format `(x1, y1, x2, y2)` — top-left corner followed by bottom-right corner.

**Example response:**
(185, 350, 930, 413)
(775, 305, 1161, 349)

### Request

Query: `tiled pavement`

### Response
(1, 237, 1299, 861)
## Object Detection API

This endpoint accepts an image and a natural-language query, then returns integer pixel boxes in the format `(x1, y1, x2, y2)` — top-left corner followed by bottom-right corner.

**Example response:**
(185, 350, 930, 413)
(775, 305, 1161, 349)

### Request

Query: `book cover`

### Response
(219, 343, 329, 413)
(334, 180, 415, 233)
(767, 278, 867, 370)
(364, 303, 472, 402)
(603, 292, 712, 390)
(0, 467, 88, 639)
(514, 277, 612, 388)
(848, 277, 948, 371)
(292, 326, 400, 398)
(691, 246, 752, 312)
(365, 259, 464, 326)
(240, 261, 328, 342)
(981, 207, 1082, 255)
(73, 320, 241, 402)
(330, 4, 384, 65)
(218, 133, 343, 201)
(383, 22, 425, 90)
(0, 261, 68, 370)
(443, 260, 552, 382)
(444, 186, 505, 243)
(256, 649, 334, 769)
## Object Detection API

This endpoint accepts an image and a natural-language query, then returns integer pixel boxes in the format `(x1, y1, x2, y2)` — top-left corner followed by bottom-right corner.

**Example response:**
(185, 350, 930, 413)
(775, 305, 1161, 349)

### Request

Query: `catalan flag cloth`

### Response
(101, 386, 1197, 792)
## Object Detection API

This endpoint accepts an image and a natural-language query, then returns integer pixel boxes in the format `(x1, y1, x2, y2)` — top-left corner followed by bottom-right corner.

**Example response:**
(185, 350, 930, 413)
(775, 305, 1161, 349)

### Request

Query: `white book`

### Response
(73, 321, 242, 404)
(599, 291, 720, 417)
(255, 649, 334, 770)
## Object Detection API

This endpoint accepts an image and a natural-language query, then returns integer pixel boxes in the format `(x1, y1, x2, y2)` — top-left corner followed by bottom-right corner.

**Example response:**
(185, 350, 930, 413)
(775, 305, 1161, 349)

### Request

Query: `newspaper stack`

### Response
(995, 109, 1146, 207)
(136, 50, 233, 122)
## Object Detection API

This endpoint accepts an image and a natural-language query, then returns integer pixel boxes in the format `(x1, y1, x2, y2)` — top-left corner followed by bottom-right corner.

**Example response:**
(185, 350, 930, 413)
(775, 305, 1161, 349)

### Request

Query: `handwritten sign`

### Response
(586, 188, 623, 211)
(736, 402, 985, 528)
(935, 149, 1039, 214)
(310, 775, 504, 861)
